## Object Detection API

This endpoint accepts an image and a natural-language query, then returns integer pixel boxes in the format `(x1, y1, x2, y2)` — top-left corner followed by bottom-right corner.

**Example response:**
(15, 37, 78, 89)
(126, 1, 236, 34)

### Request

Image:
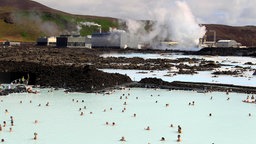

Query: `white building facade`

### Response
(91, 31, 139, 49)
(216, 40, 240, 48)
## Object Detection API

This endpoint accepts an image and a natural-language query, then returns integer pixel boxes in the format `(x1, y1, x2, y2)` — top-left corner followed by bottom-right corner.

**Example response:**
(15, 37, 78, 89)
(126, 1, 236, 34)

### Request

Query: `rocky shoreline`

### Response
(194, 47, 256, 56)
(0, 61, 132, 94)
(0, 47, 255, 95)
(133, 78, 256, 94)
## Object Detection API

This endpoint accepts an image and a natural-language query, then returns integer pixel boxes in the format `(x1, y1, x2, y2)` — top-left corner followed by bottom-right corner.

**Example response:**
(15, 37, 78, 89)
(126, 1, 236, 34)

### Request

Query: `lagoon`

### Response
(0, 88, 255, 144)
(0, 52, 255, 144)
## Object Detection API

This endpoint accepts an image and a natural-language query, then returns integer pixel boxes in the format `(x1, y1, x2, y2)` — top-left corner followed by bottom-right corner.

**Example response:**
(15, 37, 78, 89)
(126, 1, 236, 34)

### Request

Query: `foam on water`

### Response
(0, 88, 255, 144)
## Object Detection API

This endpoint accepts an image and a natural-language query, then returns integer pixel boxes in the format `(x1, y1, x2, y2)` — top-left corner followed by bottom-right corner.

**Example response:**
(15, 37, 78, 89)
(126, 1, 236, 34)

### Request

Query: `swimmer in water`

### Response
(177, 135, 181, 142)
(0, 124, 2, 131)
(33, 132, 38, 140)
(80, 112, 84, 116)
(11, 120, 14, 126)
(160, 137, 165, 141)
(120, 136, 126, 141)
(34, 120, 38, 124)
(133, 113, 136, 117)
(145, 126, 150, 130)
(178, 125, 182, 133)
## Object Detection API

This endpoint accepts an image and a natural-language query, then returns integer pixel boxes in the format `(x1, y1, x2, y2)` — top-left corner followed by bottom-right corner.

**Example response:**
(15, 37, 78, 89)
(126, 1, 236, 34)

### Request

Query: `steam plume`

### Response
(125, 1, 206, 49)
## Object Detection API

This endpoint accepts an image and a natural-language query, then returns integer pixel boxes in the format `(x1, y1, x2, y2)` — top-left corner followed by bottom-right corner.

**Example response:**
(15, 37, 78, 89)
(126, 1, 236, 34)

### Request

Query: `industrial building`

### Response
(2, 41, 21, 47)
(91, 30, 139, 49)
(216, 40, 241, 48)
(56, 35, 91, 48)
(36, 28, 140, 49)
(37, 36, 56, 46)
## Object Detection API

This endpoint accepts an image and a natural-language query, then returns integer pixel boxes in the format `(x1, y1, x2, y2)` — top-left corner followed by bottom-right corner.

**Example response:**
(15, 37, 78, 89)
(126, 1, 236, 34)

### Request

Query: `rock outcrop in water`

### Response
(194, 47, 256, 56)
(136, 78, 256, 94)
(0, 61, 132, 93)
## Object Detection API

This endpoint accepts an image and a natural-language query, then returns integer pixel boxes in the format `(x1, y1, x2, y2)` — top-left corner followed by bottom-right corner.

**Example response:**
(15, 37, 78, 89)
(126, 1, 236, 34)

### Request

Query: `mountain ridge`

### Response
(0, 0, 118, 42)
(0, 0, 256, 47)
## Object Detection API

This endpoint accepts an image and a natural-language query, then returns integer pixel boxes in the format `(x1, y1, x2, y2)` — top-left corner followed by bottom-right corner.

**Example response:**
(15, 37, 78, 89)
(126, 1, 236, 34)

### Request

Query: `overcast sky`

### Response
(34, 0, 255, 26)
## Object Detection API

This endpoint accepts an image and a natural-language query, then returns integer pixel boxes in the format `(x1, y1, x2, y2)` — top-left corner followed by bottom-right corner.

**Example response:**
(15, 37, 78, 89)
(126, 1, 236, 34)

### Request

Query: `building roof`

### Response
(217, 40, 236, 43)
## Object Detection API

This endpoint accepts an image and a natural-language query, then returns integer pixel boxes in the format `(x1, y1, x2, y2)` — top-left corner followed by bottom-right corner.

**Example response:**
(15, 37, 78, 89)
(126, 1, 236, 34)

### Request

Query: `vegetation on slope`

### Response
(0, 0, 118, 42)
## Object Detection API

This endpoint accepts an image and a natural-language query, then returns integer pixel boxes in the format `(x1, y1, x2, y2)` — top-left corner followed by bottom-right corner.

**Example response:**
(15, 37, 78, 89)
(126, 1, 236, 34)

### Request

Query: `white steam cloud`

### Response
(36, 0, 256, 26)
(125, 1, 206, 49)
(79, 22, 101, 27)
(76, 22, 102, 34)
(35, 0, 207, 49)
(11, 12, 60, 36)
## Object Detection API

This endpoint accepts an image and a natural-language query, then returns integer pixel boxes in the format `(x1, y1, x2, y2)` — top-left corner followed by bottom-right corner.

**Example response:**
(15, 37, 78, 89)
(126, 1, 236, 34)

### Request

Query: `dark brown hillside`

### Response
(0, 0, 65, 13)
(0, 0, 118, 41)
(204, 24, 256, 47)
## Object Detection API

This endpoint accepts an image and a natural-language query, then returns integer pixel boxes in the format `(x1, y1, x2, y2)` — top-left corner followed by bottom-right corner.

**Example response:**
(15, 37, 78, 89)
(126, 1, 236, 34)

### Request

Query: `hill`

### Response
(0, 0, 118, 42)
(1, 0, 256, 46)
(204, 24, 256, 47)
